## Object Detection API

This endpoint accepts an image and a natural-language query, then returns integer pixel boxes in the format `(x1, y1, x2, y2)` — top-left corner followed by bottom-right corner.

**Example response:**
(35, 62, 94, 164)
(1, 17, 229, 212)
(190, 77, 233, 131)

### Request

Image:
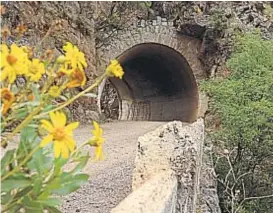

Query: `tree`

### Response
(201, 32, 273, 213)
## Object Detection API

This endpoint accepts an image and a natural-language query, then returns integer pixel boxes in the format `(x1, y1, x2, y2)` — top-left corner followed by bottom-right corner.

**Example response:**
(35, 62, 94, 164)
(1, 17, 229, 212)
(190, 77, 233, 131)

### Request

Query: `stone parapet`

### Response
(112, 171, 177, 213)
(112, 119, 221, 213)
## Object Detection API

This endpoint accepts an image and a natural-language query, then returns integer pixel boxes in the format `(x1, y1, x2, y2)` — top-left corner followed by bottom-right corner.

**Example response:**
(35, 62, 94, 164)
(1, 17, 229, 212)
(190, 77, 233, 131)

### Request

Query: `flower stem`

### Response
(1, 104, 44, 148)
(2, 145, 40, 181)
(37, 72, 107, 118)
(72, 141, 89, 157)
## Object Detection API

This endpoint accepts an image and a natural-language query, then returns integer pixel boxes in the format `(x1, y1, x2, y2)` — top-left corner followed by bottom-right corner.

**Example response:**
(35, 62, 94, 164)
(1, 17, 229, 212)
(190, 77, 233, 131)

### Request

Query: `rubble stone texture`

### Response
(129, 119, 221, 213)
(100, 79, 119, 121)
(111, 171, 178, 213)
(2, 2, 272, 123)
(151, 1, 273, 75)
(2, 1, 99, 124)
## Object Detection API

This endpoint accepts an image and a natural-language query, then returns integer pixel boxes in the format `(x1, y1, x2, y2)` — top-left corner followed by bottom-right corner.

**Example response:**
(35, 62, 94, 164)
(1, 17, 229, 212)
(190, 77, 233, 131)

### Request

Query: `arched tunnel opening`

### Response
(100, 43, 199, 122)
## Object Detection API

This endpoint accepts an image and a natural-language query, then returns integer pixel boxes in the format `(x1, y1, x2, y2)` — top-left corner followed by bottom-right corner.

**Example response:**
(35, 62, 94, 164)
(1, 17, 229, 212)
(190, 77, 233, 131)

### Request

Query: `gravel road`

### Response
(60, 121, 166, 213)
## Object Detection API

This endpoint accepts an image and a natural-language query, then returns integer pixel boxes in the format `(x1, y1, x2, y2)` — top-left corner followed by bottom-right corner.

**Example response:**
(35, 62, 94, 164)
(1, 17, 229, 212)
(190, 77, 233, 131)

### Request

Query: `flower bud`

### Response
(56, 55, 66, 64)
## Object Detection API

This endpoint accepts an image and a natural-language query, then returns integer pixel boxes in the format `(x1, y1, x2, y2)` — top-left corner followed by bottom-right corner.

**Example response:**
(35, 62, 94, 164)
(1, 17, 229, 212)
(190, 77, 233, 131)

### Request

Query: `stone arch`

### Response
(97, 19, 206, 122)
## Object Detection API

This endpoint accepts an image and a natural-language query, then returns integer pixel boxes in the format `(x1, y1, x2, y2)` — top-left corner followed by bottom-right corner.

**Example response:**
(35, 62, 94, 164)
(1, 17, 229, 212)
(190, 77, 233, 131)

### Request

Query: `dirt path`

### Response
(60, 121, 166, 213)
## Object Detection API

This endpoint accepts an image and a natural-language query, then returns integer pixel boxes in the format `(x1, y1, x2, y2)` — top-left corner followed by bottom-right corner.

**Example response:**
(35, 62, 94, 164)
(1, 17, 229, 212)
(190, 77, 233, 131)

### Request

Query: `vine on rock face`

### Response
(0, 9, 124, 212)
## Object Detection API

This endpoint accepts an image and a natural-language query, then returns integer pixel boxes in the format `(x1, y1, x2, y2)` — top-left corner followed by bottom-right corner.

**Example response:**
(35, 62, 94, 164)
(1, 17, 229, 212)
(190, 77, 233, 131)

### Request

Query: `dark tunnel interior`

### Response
(107, 43, 199, 122)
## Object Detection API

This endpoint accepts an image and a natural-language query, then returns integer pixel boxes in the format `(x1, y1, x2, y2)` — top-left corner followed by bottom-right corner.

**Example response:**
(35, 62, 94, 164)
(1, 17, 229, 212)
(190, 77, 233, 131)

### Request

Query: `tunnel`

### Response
(103, 43, 199, 122)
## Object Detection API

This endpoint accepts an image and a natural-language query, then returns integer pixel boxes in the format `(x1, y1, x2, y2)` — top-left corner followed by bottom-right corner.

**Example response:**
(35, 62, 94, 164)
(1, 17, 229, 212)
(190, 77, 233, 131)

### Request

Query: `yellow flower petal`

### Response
(54, 141, 61, 158)
(49, 111, 58, 127)
(40, 135, 53, 147)
(62, 42, 87, 71)
(98, 137, 105, 145)
(65, 137, 76, 152)
(26, 58, 45, 82)
(95, 146, 104, 161)
(59, 111, 67, 127)
(1, 43, 29, 83)
(106, 59, 124, 79)
(41, 120, 54, 132)
(48, 86, 62, 98)
(40, 111, 78, 159)
(60, 142, 69, 159)
(65, 122, 79, 133)
(93, 121, 99, 130)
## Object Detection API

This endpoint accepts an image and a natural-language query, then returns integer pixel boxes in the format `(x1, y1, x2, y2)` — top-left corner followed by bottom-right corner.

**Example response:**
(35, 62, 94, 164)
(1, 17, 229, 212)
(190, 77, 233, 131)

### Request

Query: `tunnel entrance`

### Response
(104, 43, 199, 122)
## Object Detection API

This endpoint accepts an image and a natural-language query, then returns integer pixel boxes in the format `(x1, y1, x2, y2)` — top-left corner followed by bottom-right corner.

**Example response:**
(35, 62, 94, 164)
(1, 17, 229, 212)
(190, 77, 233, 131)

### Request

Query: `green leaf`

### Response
(52, 173, 89, 195)
(14, 107, 28, 119)
(53, 157, 68, 176)
(1, 192, 12, 205)
(32, 177, 43, 196)
(14, 101, 40, 108)
(31, 83, 41, 102)
(41, 105, 55, 114)
(17, 126, 39, 161)
(71, 153, 90, 174)
(42, 177, 61, 195)
(14, 186, 33, 199)
(21, 126, 37, 144)
(27, 149, 53, 175)
(2, 177, 31, 192)
(38, 197, 62, 207)
(1, 149, 15, 176)
(145, 1, 152, 7)
(22, 196, 43, 213)
(46, 206, 62, 213)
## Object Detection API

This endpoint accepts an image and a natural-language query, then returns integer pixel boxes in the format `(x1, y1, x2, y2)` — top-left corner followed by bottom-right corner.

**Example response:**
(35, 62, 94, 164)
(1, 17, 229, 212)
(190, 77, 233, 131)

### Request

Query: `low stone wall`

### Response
(112, 171, 177, 213)
(111, 119, 221, 213)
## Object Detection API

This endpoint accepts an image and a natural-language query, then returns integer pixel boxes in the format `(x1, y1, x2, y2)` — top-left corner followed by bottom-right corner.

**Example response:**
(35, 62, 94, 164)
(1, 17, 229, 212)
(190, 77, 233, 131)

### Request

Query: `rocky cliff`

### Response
(2, 1, 273, 122)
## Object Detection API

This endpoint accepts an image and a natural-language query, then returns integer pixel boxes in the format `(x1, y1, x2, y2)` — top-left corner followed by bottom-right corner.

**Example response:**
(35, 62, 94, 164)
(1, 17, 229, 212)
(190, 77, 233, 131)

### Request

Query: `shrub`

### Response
(1, 20, 124, 212)
(201, 32, 273, 213)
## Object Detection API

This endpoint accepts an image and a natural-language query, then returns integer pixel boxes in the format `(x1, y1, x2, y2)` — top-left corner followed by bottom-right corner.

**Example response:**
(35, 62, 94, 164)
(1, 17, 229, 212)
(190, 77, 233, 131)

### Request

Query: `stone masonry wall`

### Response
(97, 17, 205, 81)
(133, 119, 221, 212)
(112, 119, 221, 213)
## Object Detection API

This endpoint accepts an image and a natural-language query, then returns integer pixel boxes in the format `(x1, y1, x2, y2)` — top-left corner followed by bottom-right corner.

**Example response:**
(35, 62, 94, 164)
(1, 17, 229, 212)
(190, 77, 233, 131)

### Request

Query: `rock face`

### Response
(150, 1, 273, 76)
(2, 1, 101, 124)
(100, 79, 119, 121)
(2, 2, 97, 79)
(2, 2, 272, 122)
(131, 119, 221, 213)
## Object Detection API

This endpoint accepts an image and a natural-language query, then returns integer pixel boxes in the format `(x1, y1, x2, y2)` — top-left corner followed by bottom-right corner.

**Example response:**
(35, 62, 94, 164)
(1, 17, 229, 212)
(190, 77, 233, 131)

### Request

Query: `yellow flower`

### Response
(48, 86, 62, 98)
(1, 44, 29, 83)
(26, 59, 45, 82)
(66, 68, 86, 88)
(58, 64, 73, 76)
(40, 111, 79, 159)
(90, 121, 105, 161)
(106, 59, 124, 79)
(21, 46, 33, 58)
(63, 42, 87, 71)
(1, 88, 15, 115)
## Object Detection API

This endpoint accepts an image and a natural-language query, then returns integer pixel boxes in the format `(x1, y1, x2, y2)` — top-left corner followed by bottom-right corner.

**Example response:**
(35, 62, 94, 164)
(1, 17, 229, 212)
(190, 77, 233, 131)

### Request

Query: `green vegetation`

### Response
(201, 32, 273, 213)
